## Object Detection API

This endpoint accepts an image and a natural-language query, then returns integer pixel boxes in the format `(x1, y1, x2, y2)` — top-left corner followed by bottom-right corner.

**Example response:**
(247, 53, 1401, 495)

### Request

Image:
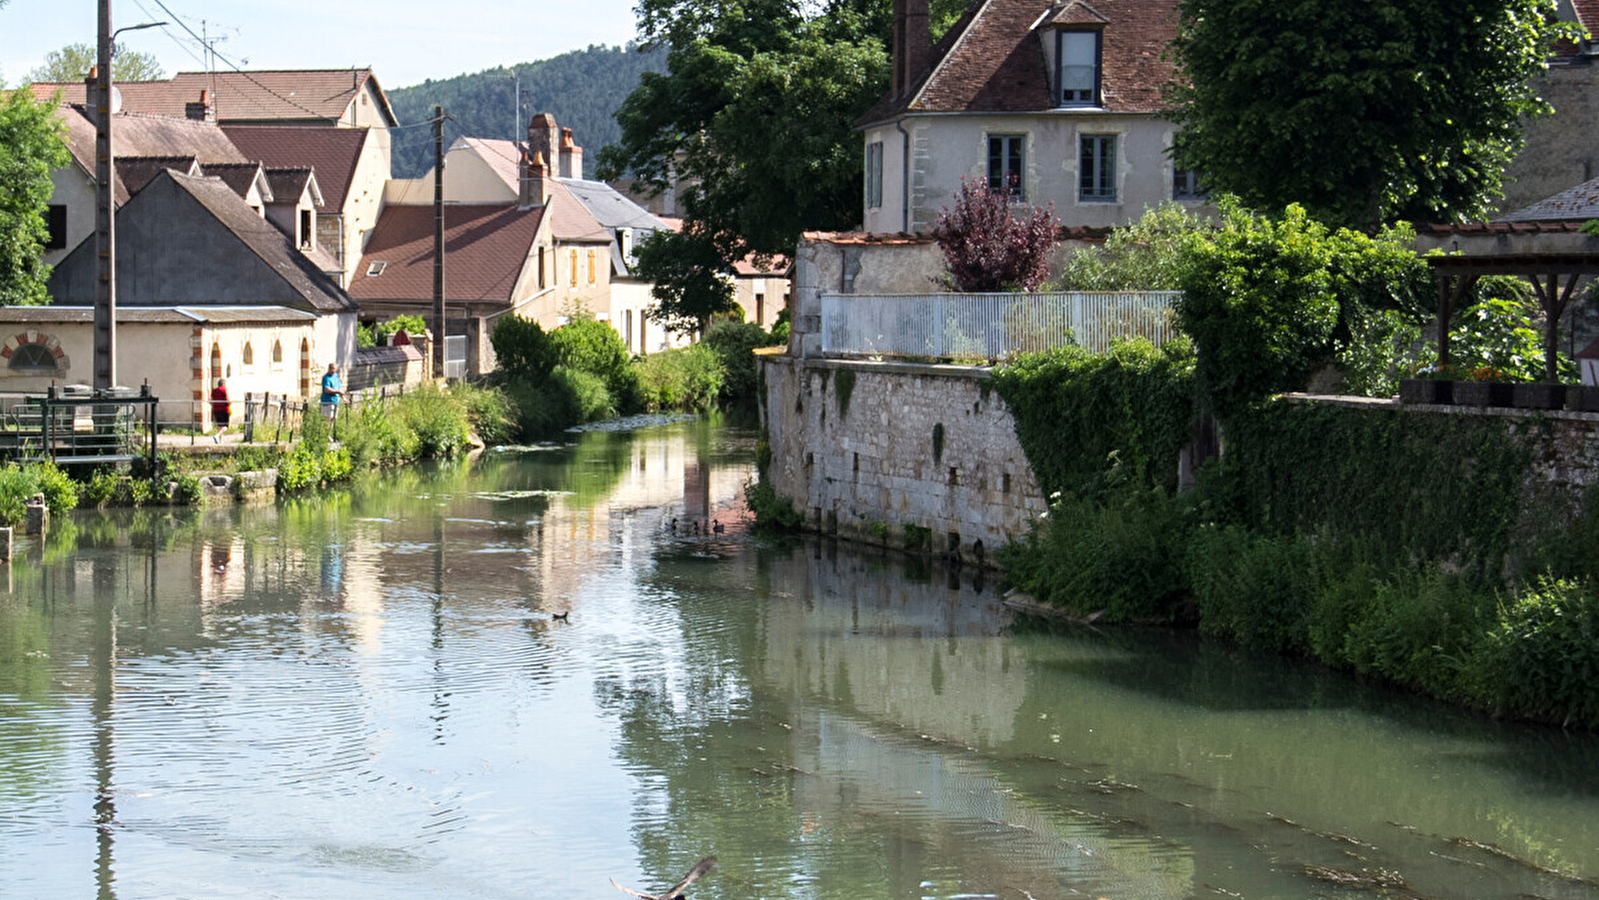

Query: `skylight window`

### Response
(366, 261, 387, 276)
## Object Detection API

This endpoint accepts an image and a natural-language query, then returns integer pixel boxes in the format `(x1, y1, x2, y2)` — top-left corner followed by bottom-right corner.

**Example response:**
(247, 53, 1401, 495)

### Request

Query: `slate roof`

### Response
(1496, 177, 1599, 222)
(115, 156, 201, 201)
(222, 125, 370, 212)
(348, 204, 549, 305)
(201, 162, 272, 202)
(262, 167, 322, 207)
(560, 178, 673, 232)
(167, 171, 355, 312)
(859, 0, 1179, 125)
(56, 105, 249, 203)
(31, 69, 397, 126)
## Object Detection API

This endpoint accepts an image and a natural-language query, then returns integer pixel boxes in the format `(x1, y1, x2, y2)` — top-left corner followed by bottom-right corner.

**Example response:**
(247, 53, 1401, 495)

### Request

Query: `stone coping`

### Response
(763, 354, 993, 380)
(1279, 392, 1599, 423)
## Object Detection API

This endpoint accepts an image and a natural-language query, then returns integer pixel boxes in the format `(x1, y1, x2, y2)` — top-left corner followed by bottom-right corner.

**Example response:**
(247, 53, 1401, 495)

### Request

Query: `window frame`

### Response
(8, 343, 57, 372)
(987, 134, 1026, 200)
(1056, 29, 1102, 108)
(1079, 134, 1118, 203)
(864, 141, 884, 210)
(1172, 167, 1205, 201)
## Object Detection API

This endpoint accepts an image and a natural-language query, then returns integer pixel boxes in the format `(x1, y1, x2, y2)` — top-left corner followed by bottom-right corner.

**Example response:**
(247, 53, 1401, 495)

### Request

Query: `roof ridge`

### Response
(907, 0, 999, 112)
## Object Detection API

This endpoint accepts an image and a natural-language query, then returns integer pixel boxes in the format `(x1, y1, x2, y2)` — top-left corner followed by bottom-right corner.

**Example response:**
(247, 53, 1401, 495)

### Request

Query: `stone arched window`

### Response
(8, 344, 56, 371)
(272, 340, 283, 365)
(243, 342, 255, 367)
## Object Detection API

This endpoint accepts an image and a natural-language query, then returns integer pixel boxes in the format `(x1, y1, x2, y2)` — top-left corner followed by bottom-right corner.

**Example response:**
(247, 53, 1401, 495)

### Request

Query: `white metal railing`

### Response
(819, 291, 1179, 360)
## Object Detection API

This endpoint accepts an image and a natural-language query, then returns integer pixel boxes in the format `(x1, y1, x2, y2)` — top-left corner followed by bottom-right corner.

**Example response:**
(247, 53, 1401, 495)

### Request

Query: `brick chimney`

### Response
(185, 90, 215, 122)
(526, 113, 559, 184)
(521, 150, 550, 208)
(892, 0, 931, 98)
(558, 127, 583, 179)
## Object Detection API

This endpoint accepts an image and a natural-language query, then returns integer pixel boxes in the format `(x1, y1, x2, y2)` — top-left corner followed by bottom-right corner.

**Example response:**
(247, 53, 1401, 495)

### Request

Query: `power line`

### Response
(141, 0, 337, 120)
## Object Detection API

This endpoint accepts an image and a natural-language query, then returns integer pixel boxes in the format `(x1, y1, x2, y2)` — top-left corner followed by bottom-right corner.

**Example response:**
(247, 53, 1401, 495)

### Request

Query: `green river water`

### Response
(1, 418, 1597, 900)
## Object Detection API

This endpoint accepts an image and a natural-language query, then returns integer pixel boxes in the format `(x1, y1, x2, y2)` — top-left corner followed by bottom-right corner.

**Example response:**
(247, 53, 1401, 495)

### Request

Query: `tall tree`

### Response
(0, 89, 69, 306)
(27, 42, 165, 84)
(597, 0, 894, 334)
(1168, 0, 1573, 228)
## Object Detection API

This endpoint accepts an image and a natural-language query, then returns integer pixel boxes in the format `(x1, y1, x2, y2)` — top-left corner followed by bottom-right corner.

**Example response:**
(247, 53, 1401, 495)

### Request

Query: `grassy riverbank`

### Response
(991, 340, 1599, 729)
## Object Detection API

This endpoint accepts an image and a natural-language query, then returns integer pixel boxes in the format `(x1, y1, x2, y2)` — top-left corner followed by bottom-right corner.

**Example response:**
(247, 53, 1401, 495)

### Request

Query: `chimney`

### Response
(526, 113, 559, 184)
(558, 127, 584, 179)
(521, 150, 549, 207)
(893, 0, 931, 98)
(185, 89, 215, 122)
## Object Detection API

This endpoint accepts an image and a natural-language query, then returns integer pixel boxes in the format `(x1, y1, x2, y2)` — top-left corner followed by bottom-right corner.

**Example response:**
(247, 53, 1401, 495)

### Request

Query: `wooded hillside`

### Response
(387, 44, 667, 179)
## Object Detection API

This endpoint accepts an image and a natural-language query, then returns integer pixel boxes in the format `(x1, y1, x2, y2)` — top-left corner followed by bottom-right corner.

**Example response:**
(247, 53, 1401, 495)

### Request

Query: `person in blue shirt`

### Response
(320, 362, 344, 420)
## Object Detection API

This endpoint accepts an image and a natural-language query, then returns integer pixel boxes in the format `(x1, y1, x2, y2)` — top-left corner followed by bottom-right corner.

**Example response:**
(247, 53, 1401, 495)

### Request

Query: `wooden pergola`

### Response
(1427, 253, 1599, 383)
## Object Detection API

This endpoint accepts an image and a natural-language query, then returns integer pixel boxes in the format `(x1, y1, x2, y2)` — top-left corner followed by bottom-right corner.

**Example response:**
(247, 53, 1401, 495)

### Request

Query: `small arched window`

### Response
(272, 340, 283, 364)
(243, 342, 255, 366)
(8, 344, 55, 371)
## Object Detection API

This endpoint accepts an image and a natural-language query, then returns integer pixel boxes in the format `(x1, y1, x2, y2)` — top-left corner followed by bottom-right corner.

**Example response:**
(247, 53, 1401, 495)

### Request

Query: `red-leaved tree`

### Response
(930, 177, 1059, 292)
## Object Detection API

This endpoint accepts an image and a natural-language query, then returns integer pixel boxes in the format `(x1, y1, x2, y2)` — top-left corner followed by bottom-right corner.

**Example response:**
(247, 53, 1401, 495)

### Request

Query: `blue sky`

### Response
(1, 0, 643, 89)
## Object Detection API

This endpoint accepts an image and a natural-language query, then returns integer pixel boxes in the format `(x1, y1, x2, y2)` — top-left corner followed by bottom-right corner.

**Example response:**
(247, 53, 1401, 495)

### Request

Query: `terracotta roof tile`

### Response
(222, 125, 369, 212)
(31, 69, 395, 125)
(348, 204, 548, 305)
(55, 105, 248, 202)
(201, 163, 270, 201)
(861, 0, 1177, 123)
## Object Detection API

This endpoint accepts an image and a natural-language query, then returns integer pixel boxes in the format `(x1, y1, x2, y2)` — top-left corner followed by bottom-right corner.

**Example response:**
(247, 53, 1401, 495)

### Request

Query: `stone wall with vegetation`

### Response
(760, 355, 1044, 560)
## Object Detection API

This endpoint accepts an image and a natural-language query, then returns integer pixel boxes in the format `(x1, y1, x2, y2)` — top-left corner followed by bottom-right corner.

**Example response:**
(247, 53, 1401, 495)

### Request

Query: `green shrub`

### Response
(276, 445, 322, 492)
(491, 316, 556, 382)
(1187, 525, 1324, 654)
(80, 469, 121, 507)
(1476, 578, 1599, 727)
(1341, 569, 1495, 699)
(28, 462, 77, 514)
(299, 403, 330, 453)
(453, 382, 514, 445)
(704, 320, 782, 405)
(170, 473, 204, 506)
(393, 384, 472, 458)
(635, 344, 724, 412)
(745, 476, 801, 530)
(1002, 486, 1195, 622)
(550, 317, 642, 413)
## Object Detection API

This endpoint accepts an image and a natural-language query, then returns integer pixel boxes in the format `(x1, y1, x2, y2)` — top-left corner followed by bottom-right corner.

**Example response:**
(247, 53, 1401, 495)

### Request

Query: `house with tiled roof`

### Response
(1497, 1, 1599, 214)
(859, 0, 1205, 233)
(9, 169, 358, 424)
(223, 125, 392, 288)
(376, 113, 689, 358)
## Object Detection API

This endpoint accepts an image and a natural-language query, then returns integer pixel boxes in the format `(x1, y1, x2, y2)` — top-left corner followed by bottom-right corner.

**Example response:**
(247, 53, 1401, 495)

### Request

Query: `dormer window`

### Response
(1057, 30, 1101, 107)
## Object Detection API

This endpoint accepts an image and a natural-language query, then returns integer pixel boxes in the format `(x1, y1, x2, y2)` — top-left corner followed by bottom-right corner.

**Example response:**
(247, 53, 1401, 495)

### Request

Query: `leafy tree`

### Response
(489, 315, 556, 382)
(930, 177, 1059, 292)
(1168, 0, 1573, 227)
(632, 225, 740, 336)
(1056, 202, 1206, 291)
(1174, 199, 1432, 417)
(596, 0, 901, 331)
(0, 88, 69, 306)
(27, 42, 165, 83)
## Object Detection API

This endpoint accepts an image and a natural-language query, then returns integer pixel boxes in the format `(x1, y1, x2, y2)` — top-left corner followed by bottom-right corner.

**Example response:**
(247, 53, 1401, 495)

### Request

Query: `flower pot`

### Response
(1399, 379, 1452, 405)
(1452, 381, 1514, 407)
(1512, 383, 1566, 410)
(1565, 384, 1599, 412)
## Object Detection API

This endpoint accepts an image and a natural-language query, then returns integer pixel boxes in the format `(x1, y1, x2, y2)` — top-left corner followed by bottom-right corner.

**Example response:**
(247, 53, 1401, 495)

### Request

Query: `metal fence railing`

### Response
(819, 291, 1180, 361)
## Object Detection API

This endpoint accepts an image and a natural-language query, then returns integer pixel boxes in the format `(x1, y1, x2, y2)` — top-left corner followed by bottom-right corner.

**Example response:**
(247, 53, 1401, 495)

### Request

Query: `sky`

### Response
(0, 0, 644, 89)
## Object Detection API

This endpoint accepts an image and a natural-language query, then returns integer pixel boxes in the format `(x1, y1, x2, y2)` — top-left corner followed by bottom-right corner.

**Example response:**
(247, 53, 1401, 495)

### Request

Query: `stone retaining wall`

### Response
(760, 355, 1044, 562)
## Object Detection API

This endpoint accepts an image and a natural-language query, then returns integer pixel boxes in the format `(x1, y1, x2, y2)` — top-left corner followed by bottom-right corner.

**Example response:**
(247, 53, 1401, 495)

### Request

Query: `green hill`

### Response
(386, 43, 666, 179)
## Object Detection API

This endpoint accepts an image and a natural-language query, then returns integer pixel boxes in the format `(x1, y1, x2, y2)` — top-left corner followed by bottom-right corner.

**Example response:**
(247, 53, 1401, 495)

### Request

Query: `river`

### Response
(2, 418, 1597, 900)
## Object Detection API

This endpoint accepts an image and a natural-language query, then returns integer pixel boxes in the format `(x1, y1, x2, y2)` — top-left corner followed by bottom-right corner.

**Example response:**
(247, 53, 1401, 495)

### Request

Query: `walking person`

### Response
(320, 362, 345, 425)
(211, 378, 230, 443)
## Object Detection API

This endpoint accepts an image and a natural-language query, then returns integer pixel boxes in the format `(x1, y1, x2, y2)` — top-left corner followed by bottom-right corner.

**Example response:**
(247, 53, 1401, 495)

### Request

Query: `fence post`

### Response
(243, 392, 255, 443)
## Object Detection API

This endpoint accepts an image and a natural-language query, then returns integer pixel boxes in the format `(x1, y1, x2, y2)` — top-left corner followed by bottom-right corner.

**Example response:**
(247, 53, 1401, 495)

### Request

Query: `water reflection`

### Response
(1, 418, 1597, 900)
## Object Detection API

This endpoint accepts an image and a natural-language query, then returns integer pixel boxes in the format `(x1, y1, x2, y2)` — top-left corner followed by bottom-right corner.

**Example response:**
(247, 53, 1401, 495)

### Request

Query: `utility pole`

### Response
(94, 0, 115, 389)
(432, 105, 446, 380)
(92, 13, 165, 391)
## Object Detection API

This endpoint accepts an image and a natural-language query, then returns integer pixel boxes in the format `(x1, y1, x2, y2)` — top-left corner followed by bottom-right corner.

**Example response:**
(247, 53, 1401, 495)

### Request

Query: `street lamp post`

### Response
(93, 6, 165, 390)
